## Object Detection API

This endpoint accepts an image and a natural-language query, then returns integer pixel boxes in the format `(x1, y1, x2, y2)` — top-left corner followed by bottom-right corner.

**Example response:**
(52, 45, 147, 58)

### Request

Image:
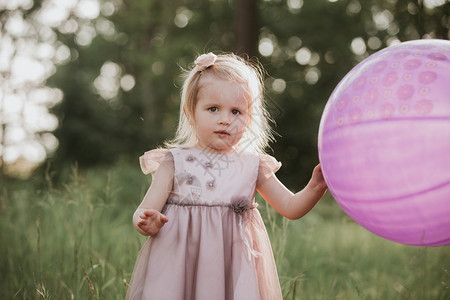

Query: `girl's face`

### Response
(192, 76, 250, 153)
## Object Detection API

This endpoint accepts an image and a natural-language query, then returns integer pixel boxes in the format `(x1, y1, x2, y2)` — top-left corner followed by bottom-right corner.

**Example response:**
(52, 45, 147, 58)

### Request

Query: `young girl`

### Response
(126, 53, 327, 300)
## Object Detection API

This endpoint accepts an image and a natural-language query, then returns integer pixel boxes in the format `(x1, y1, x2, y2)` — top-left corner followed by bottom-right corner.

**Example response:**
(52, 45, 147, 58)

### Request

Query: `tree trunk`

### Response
(235, 0, 259, 57)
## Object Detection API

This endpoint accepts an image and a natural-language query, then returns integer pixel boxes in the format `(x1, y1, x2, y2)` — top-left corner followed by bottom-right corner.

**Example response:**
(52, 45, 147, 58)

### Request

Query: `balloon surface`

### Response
(318, 39, 450, 246)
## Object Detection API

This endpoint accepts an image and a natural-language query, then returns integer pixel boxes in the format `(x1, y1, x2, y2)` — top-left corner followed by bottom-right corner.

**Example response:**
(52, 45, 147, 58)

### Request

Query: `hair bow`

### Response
(194, 52, 217, 71)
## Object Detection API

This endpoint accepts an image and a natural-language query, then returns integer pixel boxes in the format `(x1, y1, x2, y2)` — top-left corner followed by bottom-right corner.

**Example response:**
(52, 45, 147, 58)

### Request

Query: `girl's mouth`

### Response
(214, 130, 230, 137)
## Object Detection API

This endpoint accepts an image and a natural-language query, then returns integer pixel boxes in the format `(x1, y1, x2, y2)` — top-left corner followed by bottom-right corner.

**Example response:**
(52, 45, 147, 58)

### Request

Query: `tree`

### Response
(49, 0, 236, 170)
(235, 0, 259, 56)
(2, 0, 448, 185)
(0, 0, 64, 176)
(256, 0, 449, 186)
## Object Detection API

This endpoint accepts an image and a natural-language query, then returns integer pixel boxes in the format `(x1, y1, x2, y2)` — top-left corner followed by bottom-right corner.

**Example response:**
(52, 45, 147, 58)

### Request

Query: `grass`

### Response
(0, 161, 448, 299)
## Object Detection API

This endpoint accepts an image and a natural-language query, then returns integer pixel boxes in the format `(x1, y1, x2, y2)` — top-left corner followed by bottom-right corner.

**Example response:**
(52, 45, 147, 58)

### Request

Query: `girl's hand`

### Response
(308, 164, 328, 196)
(137, 209, 169, 236)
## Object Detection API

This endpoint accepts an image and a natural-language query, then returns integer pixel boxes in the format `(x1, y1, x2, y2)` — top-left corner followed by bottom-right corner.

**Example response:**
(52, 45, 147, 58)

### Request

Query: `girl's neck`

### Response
(191, 143, 236, 155)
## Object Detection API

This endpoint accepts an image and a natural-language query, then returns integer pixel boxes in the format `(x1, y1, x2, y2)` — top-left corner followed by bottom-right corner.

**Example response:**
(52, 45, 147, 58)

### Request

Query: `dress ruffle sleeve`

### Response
(139, 148, 172, 175)
(257, 154, 282, 186)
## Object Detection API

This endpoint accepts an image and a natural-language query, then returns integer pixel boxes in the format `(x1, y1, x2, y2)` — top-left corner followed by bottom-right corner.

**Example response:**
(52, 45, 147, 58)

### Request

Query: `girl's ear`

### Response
(245, 114, 252, 127)
(183, 106, 194, 125)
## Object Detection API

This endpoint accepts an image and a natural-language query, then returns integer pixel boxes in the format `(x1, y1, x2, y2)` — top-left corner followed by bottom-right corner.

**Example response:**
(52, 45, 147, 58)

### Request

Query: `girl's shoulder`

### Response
(256, 152, 282, 187)
(231, 150, 281, 171)
(139, 148, 174, 175)
(235, 150, 281, 175)
(258, 153, 282, 173)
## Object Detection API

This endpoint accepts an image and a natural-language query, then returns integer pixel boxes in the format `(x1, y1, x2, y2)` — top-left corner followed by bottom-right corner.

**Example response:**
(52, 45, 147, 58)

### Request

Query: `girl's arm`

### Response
(256, 164, 327, 220)
(133, 157, 174, 235)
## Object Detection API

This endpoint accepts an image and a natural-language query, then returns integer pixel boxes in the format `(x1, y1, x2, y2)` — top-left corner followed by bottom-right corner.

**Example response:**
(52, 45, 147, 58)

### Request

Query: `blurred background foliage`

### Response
(1, 1, 449, 299)
(0, 0, 449, 187)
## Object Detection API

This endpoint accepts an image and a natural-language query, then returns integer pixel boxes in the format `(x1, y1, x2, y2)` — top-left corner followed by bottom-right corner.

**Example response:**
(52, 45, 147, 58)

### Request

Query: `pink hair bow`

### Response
(194, 52, 217, 71)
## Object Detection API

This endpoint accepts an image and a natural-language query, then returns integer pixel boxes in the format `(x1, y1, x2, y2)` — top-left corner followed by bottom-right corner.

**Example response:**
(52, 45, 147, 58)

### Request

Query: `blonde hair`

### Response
(165, 53, 274, 154)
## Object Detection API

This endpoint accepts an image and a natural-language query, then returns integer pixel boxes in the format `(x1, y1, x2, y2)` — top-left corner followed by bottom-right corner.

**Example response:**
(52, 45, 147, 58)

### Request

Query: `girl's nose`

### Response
(218, 119, 230, 125)
(218, 112, 230, 125)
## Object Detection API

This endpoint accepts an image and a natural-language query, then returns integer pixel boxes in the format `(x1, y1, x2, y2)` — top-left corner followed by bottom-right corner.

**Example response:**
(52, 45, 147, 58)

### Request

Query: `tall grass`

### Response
(1, 161, 146, 299)
(1, 161, 448, 299)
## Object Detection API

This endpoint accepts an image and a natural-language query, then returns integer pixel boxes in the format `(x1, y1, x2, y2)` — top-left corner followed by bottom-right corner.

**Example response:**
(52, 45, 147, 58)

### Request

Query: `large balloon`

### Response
(318, 39, 450, 246)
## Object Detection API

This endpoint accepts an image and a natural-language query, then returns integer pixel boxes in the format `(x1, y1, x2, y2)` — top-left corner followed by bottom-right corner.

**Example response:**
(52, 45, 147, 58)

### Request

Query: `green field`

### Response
(1, 162, 448, 299)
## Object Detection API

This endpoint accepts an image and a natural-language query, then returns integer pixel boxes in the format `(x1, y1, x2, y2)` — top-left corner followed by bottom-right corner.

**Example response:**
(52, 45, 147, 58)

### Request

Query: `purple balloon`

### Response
(318, 39, 450, 246)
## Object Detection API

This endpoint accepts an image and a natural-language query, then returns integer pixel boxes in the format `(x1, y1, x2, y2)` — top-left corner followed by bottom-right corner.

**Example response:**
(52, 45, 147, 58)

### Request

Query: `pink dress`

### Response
(126, 147, 283, 300)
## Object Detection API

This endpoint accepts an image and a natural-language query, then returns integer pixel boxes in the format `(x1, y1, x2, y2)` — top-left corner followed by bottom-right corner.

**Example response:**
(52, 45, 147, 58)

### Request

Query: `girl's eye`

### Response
(231, 109, 240, 115)
(208, 107, 218, 112)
